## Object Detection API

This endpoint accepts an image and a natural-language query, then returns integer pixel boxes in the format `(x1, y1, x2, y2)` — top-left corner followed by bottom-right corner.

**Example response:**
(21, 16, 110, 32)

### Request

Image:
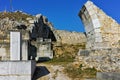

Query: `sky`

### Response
(0, 0, 120, 32)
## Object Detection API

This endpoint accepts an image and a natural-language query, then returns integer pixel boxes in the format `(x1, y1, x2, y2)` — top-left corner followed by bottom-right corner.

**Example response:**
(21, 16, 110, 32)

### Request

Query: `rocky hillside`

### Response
(0, 11, 86, 45)
(0, 11, 33, 44)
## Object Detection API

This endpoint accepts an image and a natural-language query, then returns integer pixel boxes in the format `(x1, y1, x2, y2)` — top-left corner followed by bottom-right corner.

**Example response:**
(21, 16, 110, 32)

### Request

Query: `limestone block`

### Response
(94, 28, 101, 33)
(86, 42, 92, 49)
(44, 51, 53, 59)
(94, 32, 101, 37)
(22, 40, 28, 60)
(29, 20, 34, 24)
(92, 19, 101, 28)
(0, 61, 36, 80)
(85, 24, 93, 33)
(0, 48, 6, 56)
(37, 50, 53, 59)
(88, 9, 96, 16)
(95, 37, 102, 42)
(85, 1, 93, 8)
(90, 15, 98, 20)
(93, 42, 110, 49)
(97, 72, 120, 80)
(26, 17, 32, 21)
(0, 76, 31, 80)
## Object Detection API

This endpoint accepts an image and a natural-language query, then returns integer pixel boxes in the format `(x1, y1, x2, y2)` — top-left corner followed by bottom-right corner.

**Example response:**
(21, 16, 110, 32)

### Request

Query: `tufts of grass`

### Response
(47, 43, 86, 65)
(50, 55, 74, 62)
(46, 54, 74, 65)
(65, 64, 97, 79)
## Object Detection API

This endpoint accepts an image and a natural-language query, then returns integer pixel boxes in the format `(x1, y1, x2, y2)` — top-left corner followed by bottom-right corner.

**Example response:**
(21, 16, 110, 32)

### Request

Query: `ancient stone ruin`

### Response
(0, 1, 120, 79)
(0, 13, 55, 60)
(0, 10, 87, 80)
(79, 1, 120, 49)
(76, 1, 120, 74)
(0, 11, 86, 61)
(0, 31, 36, 80)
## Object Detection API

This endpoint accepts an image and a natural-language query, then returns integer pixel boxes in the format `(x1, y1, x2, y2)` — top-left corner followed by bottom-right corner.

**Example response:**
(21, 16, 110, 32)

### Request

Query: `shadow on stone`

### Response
(28, 42, 37, 60)
(32, 66, 50, 80)
(37, 57, 51, 63)
(78, 50, 90, 56)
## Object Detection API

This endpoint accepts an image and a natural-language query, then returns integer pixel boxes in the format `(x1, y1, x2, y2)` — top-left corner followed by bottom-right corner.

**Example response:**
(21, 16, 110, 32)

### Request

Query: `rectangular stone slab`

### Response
(10, 32, 21, 60)
(0, 60, 36, 80)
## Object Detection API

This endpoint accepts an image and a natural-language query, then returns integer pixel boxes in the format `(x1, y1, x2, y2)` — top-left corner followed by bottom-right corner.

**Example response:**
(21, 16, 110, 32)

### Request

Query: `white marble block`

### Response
(10, 32, 22, 60)
(0, 61, 36, 80)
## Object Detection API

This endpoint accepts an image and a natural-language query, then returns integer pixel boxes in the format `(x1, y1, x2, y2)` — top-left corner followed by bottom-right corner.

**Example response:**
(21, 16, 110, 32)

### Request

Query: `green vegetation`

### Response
(47, 55, 74, 65)
(53, 43, 86, 58)
(47, 42, 96, 79)
(65, 64, 97, 79)
(47, 43, 85, 65)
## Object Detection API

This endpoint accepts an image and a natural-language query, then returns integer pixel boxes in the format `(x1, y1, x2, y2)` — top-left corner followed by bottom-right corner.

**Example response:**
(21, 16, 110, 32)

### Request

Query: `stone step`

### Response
(96, 72, 120, 80)
(85, 78, 97, 80)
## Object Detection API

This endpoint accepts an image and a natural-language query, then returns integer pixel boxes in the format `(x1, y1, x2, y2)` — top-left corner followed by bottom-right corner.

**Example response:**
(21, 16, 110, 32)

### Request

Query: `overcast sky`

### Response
(0, 0, 120, 32)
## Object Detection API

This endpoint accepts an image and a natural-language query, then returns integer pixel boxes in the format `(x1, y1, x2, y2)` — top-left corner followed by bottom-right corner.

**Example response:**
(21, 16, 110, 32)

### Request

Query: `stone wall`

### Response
(79, 1, 120, 49)
(54, 30, 86, 44)
(76, 48, 120, 72)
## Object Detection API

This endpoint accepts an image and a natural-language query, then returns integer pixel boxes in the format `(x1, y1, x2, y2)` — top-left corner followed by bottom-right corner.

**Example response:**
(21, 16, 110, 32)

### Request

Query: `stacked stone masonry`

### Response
(76, 48, 120, 72)
(54, 30, 86, 44)
(79, 1, 120, 49)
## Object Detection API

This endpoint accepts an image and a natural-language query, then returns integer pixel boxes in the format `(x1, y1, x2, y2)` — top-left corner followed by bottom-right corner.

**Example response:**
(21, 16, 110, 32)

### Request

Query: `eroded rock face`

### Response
(79, 1, 120, 49)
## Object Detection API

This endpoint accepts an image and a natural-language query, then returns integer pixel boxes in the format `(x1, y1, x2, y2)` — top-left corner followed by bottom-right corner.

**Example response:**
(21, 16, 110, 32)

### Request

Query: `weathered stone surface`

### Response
(0, 11, 87, 60)
(97, 72, 120, 80)
(36, 38, 53, 59)
(54, 30, 86, 44)
(78, 50, 90, 56)
(22, 40, 28, 60)
(0, 60, 36, 80)
(0, 11, 86, 45)
(79, 1, 120, 49)
(10, 32, 21, 60)
(75, 49, 120, 72)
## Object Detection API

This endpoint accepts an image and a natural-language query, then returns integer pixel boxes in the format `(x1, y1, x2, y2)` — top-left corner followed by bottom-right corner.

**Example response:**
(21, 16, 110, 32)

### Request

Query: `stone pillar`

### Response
(22, 40, 28, 60)
(78, 1, 103, 49)
(10, 31, 22, 60)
